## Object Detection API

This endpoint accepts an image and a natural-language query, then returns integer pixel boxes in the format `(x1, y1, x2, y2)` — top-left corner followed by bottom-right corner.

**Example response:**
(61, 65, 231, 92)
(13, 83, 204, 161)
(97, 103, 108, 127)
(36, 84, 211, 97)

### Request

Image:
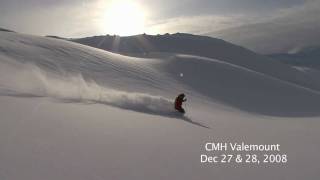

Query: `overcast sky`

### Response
(0, 0, 319, 53)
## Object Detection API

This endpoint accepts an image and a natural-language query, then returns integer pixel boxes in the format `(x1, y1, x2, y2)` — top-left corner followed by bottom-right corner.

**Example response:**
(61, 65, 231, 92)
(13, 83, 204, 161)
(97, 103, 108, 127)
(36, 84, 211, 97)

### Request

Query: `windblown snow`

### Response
(0, 31, 320, 180)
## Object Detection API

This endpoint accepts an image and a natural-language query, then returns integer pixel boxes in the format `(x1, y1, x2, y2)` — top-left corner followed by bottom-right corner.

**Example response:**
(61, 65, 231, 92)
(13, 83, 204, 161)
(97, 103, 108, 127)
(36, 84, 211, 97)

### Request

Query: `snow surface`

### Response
(0, 31, 320, 179)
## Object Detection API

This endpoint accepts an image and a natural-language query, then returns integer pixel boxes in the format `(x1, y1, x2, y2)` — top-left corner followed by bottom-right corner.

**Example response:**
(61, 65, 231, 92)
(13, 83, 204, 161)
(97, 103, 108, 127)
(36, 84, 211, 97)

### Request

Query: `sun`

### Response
(103, 0, 146, 36)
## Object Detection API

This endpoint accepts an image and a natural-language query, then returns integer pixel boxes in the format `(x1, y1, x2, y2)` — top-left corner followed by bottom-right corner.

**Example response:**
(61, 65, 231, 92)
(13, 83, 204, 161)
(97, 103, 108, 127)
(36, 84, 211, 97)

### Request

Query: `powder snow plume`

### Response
(0, 60, 178, 117)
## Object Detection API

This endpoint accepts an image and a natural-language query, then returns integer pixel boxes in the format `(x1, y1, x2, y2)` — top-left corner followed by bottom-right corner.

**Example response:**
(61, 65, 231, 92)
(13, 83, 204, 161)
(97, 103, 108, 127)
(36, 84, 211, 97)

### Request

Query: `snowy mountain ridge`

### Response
(72, 33, 320, 93)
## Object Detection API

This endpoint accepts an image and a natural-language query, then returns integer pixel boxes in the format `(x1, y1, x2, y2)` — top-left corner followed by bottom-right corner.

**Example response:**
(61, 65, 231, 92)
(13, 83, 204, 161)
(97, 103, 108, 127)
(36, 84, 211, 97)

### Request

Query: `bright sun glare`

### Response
(104, 0, 146, 36)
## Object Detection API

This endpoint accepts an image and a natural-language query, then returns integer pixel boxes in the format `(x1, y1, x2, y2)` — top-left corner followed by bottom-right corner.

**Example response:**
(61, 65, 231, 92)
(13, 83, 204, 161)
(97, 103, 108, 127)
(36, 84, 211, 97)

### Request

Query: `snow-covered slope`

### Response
(0, 31, 187, 117)
(72, 33, 320, 93)
(1, 31, 320, 180)
(2, 31, 320, 116)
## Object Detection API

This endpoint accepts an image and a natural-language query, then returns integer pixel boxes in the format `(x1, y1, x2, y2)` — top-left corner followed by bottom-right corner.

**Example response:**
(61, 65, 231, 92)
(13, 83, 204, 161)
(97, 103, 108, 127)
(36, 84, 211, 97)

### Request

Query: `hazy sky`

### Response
(0, 0, 319, 53)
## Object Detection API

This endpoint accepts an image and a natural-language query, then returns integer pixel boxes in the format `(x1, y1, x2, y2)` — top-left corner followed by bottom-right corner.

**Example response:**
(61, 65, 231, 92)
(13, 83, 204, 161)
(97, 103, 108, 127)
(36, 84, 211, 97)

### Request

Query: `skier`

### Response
(174, 93, 187, 113)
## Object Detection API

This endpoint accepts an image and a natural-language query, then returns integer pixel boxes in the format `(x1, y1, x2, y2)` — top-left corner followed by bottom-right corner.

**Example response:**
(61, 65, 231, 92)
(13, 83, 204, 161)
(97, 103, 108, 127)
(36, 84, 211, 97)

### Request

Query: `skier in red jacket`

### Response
(175, 93, 187, 113)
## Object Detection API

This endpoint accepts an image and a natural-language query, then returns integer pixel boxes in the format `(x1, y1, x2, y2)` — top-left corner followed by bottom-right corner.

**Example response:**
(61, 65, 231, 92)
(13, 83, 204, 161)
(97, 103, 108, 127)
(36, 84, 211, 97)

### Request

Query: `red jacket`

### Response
(175, 95, 186, 110)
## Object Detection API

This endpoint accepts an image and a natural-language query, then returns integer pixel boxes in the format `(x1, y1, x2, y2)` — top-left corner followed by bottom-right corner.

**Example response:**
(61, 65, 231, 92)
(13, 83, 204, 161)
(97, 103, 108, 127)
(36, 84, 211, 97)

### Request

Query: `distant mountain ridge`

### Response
(0, 27, 15, 32)
(46, 35, 68, 40)
(70, 33, 320, 94)
(71, 33, 232, 55)
(70, 33, 268, 73)
(269, 46, 320, 68)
